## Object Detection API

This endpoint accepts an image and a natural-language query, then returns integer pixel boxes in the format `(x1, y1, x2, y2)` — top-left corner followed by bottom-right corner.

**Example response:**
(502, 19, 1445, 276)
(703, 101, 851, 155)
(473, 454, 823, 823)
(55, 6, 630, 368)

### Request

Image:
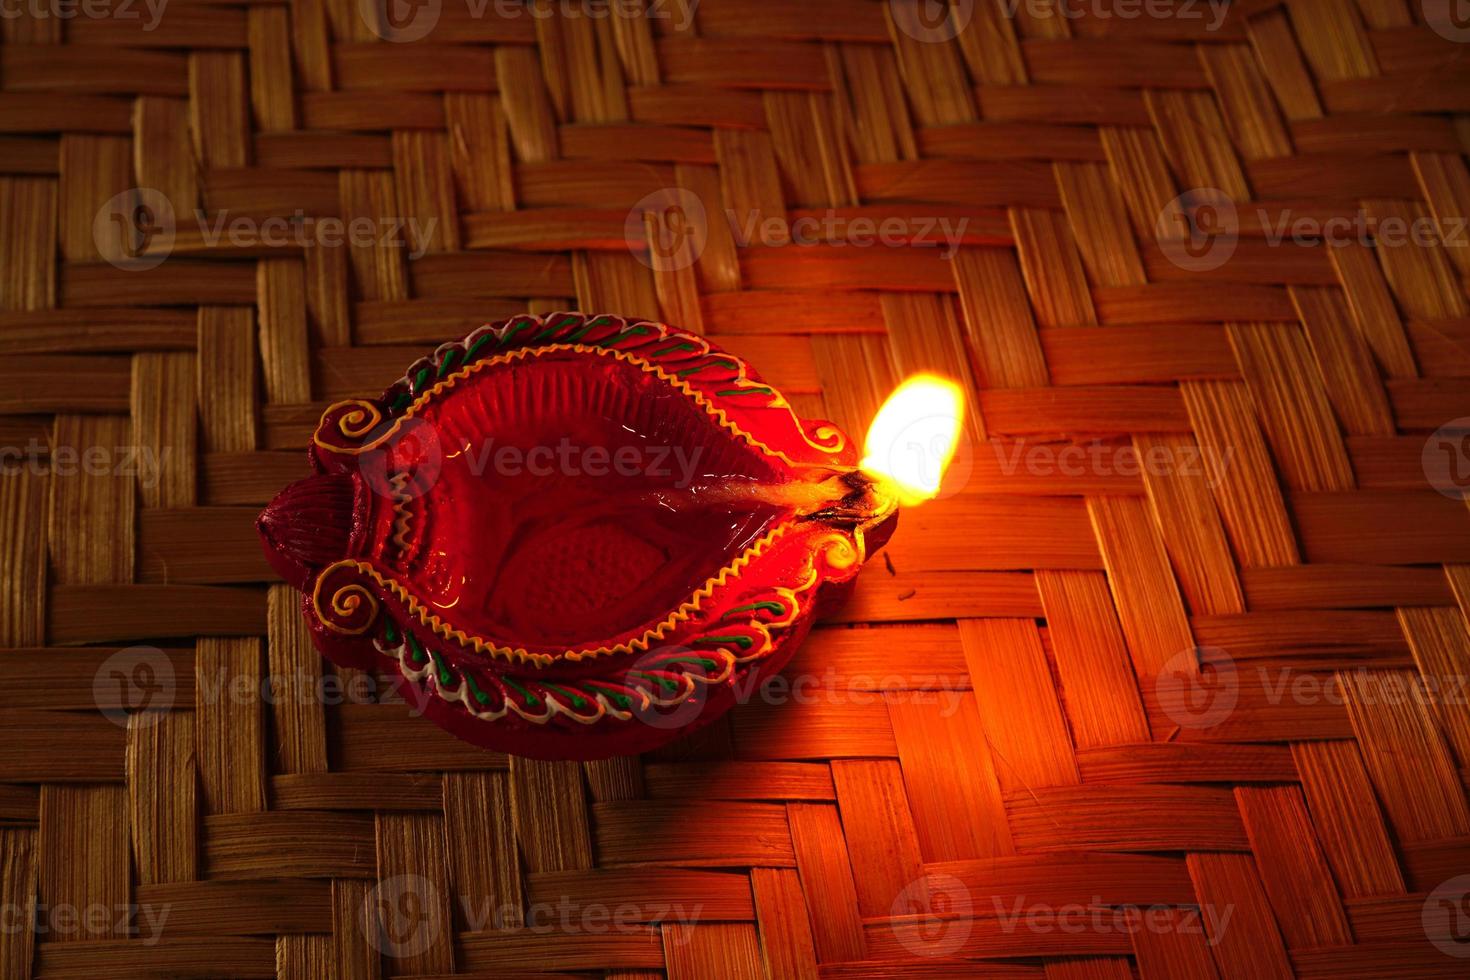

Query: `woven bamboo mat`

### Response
(3, 0, 1470, 977)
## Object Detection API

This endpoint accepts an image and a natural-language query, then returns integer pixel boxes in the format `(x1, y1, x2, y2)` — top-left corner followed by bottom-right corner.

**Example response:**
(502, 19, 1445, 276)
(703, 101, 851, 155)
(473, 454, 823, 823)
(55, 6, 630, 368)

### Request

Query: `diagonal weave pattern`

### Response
(4, 0, 1470, 977)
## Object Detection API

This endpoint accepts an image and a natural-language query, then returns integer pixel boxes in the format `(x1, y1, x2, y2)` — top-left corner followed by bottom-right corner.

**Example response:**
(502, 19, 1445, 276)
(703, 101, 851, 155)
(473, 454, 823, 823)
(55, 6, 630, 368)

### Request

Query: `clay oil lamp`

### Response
(258, 313, 962, 759)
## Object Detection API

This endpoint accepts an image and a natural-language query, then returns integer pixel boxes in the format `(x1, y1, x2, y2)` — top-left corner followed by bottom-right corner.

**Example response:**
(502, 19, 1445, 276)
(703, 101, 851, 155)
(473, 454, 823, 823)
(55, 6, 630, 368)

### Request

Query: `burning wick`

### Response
(647, 374, 965, 521)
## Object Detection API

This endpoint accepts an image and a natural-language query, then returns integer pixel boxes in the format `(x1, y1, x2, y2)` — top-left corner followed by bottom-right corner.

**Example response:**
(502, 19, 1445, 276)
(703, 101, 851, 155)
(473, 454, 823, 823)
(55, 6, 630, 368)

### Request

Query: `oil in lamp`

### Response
(258, 313, 962, 759)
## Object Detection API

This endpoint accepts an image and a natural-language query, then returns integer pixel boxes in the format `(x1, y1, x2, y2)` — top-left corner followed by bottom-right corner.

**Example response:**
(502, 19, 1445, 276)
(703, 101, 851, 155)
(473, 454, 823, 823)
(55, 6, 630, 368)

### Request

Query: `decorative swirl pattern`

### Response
(803, 423, 847, 455)
(311, 563, 380, 635)
(314, 399, 387, 453)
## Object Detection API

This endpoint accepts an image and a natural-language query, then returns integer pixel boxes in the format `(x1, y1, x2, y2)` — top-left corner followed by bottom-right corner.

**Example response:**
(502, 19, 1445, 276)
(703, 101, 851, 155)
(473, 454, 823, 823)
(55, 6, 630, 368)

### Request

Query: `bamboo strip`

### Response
(594, 801, 794, 868)
(888, 693, 1014, 861)
(830, 760, 926, 917)
(0, 177, 57, 311)
(1006, 785, 1249, 852)
(1135, 432, 1246, 616)
(38, 786, 130, 941)
(959, 619, 1080, 791)
(127, 713, 196, 886)
(195, 637, 267, 815)
(511, 759, 594, 873)
(751, 869, 818, 980)
(443, 773, 523, 931)
(196, 306, 258, 453)
(1290, 740, 1406, 898)
(47, 414, 136, 585)
(391, 131, 461, 254)
(131, 352, 197, 508)
(0, 829, 35, 976)
(1235, 785, 1353, 947)
(0, 469, 46, 645)
(266, 584, 327, 774)
(1009, 207, 1096, 327)
(188, 53, 249, 168)
(1180, 380, 1301, 567)
(829, 45, 917, 164)
(1341, 668, 1470, 841)
(787, 803, 865, 962)
(662, 923, 763, 980)
(375, 813, 456, 975)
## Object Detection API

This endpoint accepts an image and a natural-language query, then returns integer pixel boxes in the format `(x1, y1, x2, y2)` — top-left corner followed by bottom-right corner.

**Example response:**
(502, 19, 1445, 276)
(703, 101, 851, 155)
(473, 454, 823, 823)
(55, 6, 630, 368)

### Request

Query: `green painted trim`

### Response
(723, 600, 785, 618)
(541, 682, 589, 710)
(436, 348, 460, 377)
(694, 634, 754, 650)
(463, 672, 492, 706)
(503, 676, 541, 707)
(464, 333, 493, 361)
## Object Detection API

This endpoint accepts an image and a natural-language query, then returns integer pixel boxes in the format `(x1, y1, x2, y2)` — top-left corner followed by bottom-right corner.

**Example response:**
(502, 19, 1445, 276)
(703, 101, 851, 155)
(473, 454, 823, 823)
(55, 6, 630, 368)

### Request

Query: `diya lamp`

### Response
(259, 313, 962, 760)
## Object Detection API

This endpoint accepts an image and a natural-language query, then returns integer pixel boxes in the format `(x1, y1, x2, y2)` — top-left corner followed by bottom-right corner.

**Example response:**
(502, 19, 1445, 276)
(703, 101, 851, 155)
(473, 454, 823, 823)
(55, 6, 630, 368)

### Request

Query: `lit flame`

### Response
(859, 374, 965, 506)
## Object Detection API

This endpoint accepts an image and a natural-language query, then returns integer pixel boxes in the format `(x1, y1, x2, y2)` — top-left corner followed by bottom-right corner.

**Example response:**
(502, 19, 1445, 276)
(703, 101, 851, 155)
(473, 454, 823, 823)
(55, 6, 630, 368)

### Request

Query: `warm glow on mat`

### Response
(860, 374, 964, 506)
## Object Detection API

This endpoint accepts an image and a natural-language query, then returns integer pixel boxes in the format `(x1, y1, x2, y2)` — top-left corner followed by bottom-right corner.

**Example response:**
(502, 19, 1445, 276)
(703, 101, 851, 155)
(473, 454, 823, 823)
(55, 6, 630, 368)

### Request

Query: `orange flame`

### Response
(859, 374, 964, 506)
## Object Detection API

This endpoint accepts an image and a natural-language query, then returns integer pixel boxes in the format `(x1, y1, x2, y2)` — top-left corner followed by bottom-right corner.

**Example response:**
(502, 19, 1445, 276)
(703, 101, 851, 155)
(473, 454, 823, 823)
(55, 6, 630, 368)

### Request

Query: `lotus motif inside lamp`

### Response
(258, 313, 962, 760)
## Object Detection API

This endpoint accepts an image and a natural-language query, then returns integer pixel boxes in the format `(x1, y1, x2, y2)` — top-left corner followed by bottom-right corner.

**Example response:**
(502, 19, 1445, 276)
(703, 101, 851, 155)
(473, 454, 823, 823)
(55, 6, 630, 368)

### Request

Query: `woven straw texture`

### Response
(4, 0, 1470, 977)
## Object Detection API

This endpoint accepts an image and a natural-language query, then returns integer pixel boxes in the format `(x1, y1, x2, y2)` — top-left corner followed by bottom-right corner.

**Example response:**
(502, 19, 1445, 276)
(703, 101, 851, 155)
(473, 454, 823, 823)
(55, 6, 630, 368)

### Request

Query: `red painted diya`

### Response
(258, 313, 955, 760)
